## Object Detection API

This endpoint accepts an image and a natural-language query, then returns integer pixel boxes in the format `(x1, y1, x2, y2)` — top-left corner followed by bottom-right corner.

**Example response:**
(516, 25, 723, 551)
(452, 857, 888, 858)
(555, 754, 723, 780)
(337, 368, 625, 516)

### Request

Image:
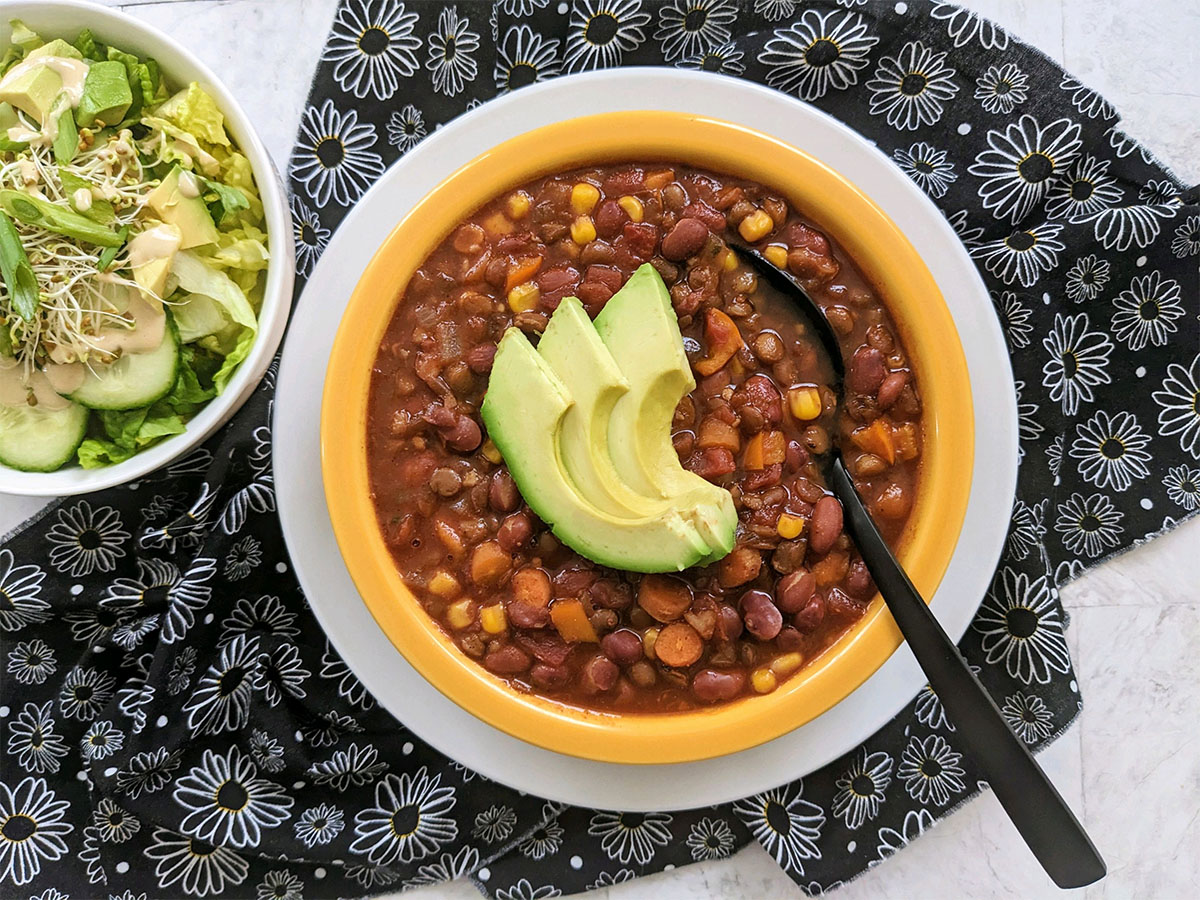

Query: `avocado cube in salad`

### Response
(77, 59, 133, 127)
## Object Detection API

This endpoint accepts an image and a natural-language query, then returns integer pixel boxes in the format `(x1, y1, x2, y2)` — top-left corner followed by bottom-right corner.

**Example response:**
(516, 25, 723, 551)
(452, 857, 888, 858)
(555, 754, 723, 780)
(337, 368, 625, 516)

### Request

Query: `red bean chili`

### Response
(365, 164, 923, 712)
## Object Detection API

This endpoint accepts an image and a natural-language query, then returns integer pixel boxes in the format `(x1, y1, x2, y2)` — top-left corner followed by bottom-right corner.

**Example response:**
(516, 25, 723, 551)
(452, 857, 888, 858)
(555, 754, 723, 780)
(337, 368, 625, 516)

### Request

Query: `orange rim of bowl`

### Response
(322, 111, 974, 765)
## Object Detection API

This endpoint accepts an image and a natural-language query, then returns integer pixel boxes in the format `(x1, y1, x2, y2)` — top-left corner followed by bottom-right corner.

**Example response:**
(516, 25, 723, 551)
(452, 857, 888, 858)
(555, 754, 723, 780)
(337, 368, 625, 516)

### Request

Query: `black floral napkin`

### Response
(3, 2, 1197, 898)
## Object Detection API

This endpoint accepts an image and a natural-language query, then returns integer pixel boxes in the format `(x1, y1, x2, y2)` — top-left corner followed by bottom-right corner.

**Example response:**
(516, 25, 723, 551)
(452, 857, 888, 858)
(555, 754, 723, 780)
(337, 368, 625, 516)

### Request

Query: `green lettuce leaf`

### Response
(155, 83, 230, 148)
(9, 21, 41, 53)
(170, 250, 256, 331)
(209, 324, 255, 394)
(201, 177, 249, 226)
(77, 438, 136, 468)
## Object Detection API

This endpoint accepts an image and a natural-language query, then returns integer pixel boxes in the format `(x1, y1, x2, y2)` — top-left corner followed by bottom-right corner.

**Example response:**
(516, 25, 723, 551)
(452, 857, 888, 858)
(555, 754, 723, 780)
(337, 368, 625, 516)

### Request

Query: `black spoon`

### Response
(732, 245, 1106, 889)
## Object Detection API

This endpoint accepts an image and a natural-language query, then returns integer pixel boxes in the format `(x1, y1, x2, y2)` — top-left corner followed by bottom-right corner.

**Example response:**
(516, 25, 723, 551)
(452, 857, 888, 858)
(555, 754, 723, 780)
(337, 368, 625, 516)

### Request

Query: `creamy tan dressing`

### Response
(43, 361, 86, 394)
(177, 170, 201, 198)
(72, 187, 93, 211)
(6, 122, 40, 143)
(127, 224, 182, 269)
(88, 296, 166, 356)
(0, 359, 73, 411)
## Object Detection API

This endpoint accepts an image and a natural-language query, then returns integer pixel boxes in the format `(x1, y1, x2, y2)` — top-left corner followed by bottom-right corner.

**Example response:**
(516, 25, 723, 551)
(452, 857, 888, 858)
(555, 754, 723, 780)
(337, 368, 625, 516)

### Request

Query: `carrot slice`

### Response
(761, 430, 786, 465)
(695, 308, 744, 376)
(550, 598, 599, 643)
(637, 574, 693, 622)
(655, 622, 703, 667)
(744, 433, 765, 470)
(504, 255, 544, 293)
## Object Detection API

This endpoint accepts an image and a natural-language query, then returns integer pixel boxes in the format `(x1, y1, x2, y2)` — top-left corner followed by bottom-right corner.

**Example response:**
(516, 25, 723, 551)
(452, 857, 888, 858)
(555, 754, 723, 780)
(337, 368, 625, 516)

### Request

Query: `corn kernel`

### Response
(480, 604, 508, 634)
(481, 439, 503, 464)
(446, 599, 475, 630)
(722, 248, 738, 271)
(643, 627, 659, 660)
(428, 571, 460, 598)
(751, 667, 777, 694)
(507, 281, 540, 313)
(738, 209, 774, 243)
(764, 244, 789, 268)
(617, 195, 643, 222)
(776, 513, 806, 540)
(506, 190, 531, 219)
(570, 216, 597, 245)
(789, 385, 823, 421)
(770, 652, 805, 677)
(571, 182, 600, 215)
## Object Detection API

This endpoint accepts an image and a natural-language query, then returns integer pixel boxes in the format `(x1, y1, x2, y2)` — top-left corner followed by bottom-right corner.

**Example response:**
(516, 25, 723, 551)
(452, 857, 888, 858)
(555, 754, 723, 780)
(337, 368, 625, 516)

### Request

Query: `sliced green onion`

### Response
(0, 189, 124, 247)
(0, 211, 40, 320)
(52, 105, 78, 164)
(96, 225, 130, 271)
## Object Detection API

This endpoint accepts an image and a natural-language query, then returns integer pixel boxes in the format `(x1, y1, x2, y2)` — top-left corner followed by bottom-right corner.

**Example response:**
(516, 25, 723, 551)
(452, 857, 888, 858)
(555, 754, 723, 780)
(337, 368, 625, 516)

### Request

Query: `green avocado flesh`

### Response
(480, 264, 736, 573)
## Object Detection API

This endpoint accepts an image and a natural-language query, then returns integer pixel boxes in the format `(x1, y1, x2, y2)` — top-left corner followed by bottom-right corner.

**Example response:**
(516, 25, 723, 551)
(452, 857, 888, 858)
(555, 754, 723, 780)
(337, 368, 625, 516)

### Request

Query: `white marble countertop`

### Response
(2, 1, 1197, 898)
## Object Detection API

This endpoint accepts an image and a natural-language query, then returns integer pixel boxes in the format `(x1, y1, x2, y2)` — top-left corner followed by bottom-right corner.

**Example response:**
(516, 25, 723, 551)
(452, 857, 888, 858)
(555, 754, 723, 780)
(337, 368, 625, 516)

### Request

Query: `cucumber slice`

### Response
(70, 316, 180, 410)
(0, 401, 89, 472)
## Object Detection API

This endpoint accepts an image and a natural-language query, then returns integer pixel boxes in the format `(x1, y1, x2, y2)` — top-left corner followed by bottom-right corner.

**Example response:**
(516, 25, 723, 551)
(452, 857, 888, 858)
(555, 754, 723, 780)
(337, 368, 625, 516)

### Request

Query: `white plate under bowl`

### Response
(274, 69, 1017, 812)
(0, 1, 295, 496)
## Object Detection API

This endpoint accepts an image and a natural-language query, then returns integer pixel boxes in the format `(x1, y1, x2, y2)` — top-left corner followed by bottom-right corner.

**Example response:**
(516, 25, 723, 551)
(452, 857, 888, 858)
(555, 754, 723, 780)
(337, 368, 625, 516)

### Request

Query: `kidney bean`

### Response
(637, 574, 693, 622)
(508, 600, 550, 629)
(691, 668, 747, 703)
(785, 221, 831, 255)
(594, 199, 628, 239)
(752, 331, 785, 363)
(465, 343, 497, 374)
(731, 374, 782, 425)
(576, 280, 614, 311)
(809, 495, 844, 555)
(537, 263, 581, 307)
(792, 594, 826, 633)
(580, 240, 617, 266)
(484, 644, 531, 674)
(661, 217, 710, 261)
(877, 371, 908, 409)
(847, 559, 876, 598)
(741, 464, 782, 492)
(740, 590, 783, 641)
(600, 629, 644, 666)
(581, 655, 619, 693)
(513, 630, 572, 665)
(497, 512, 533, 551)
(715, 604, 744, 642)
(601, 167, 644, 194)
(777, 626, 804, 652)
(423, 404, 482, 453)
(776, 568, 816, 613)
(529, 663, 571, 689)
(866, 323, 895, 353)
(785, 440, 809, 472)
(787, 246, 838, 282)
(848, 346, 886, 395)
(554, 565, 599, 598)
(718, 547, 762, 588)
(825, 305, 854, 337)
(489, 470, 520, 512)
(825, 587, 865, 619)
(589, 579, 633, 610)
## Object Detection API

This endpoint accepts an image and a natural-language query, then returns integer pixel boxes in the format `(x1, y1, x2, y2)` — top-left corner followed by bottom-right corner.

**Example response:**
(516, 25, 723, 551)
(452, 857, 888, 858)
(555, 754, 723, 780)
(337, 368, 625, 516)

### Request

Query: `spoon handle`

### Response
(828, 457, 1106, 888)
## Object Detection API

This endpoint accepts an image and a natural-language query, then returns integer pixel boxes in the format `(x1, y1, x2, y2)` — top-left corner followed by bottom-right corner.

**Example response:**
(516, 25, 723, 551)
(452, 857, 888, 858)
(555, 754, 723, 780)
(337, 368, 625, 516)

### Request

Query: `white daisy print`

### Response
(969, 115, 1082, 224)
(218, 428, 276, 534)
(686, 817, 737, 861)
(1041, 312, 1113, 416)
(473, 805, 517, 843)
(495, 25, 561, 92)
(991, 290, 1033, 351)
(403, 846, 481, 888)
(1046, 433, 1065, 481)
(320, 642, 375, 709)
(946, 208, 984, 246)
(974, 62, 1027, 115)
(564, 0, 651, 73)
(426, 5, 480, 97)
(498, 0, 550, 14)
(93, 797, 140, 844)
(1044, 155, 1123, 223)
(896, 734, 965, 806)
(160, 556, 217, 644)
(257, 870, 303, 900)
(344, 863, 401, 889)
(6, 638, 55, 685)
(654, 0, 737, 63)
(1070, 410, 1152, 492)
(759, 10, 878, 102)
(1164, 465, 1200, 511)
(1111, 271, 1185, 351)
(876, 809, 935, 862)
(1092, 200, 1179, 252)
(291, 99, 385, 207)
(754, 0, 796, 22)
(520, 809, 564, 860)
(139, 483, 216, 553)
(1014, 380, 1045, 461)
(495, 880, 561, 900)
(677, 40, 745, 76)
(220, 594, 299, 644)
(183, 634, 260, 736)
(45, 502, 128, 577)
(80, 720, 125, 761)
(734, 784, 824, 878)
(351, 768, 458, 865)
(1007, 498, 1046, 561)
(112, 614, 159, 651)
(1060, 74, 1115, 120)
(588, 870, 636, 889)
(248, 730, 287, 774)
(976, 567, 1071, 682)
(174, 746, 293, 849)
(324, 0, 421, 99)
(254, 642, 310, 706)
(117, 748, 182, 799)
(1064, 254, 1111, 303)
(102, 557, 181, 612)
(587, 810, 674, 865)
(912, 664, 979, 732)
(971, 223, 1065, 288)
(892, 142, 957, 199)
(7, 702, 69, 774)
(167, 647, 198, 696)
(1153, 354, 1200, 460)
(77, 823, 106, 885)
(1171, 215, 1200, 258)
(867, 41, 959, 131)
(930, 3, 1008, 49)
(0, 549, 49, 633)
(291, 197, 329, 278)
(387, 104, 426, 152)
(143, 828, 250, 897)
(300, 710, 363, 747)
(832, 749, 893, 829)
(0, 777, 72, 886)
(1001, 693, 1055, 744)
(58, 666, 116, 721)
(307, 743, 388, 791)
(294, 803, 345, 848)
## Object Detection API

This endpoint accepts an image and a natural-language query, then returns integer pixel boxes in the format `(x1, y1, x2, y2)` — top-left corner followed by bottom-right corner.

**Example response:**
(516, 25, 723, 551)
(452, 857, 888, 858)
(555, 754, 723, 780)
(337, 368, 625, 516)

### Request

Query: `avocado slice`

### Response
(77, 60, 133, 127)
(0, 62, 62, 122)
(129, 222, 182, 301)
(594, 264, 737, 558)
(482, 328, 717, 573)
(146, 166, 219, 249)
(27, 39, 84, 62)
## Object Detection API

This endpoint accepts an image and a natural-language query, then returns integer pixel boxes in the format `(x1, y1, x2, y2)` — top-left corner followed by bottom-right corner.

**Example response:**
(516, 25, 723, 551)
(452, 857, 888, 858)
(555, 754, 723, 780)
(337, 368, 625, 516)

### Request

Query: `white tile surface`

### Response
(2, 1, 1197, 898)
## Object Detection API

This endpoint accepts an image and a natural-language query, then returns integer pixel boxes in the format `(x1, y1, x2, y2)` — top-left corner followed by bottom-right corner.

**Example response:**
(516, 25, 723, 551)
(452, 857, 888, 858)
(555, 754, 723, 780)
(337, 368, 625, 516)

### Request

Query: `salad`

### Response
(0, 20, 267, 472)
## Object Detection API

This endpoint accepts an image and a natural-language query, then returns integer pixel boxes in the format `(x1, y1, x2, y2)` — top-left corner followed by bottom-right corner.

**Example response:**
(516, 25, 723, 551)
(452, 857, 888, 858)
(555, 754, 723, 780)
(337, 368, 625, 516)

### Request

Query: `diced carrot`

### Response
(550, 598, 599, 643)
(851, 420, 896, 465)
(694, 308, 744, 376)
(744, 433, 765, 471)
(505, 255, 544, 294)
(470, 541, 512, 586)
(511, 567, 551, 608)
(761, 430, 786, 465)
(696, 417, 741, 452)
(655, 622, 703, 667)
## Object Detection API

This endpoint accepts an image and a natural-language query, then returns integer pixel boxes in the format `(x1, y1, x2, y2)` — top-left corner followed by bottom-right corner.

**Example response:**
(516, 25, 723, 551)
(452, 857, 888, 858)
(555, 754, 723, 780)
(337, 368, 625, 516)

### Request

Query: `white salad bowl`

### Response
(0, 0, 294, 496)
